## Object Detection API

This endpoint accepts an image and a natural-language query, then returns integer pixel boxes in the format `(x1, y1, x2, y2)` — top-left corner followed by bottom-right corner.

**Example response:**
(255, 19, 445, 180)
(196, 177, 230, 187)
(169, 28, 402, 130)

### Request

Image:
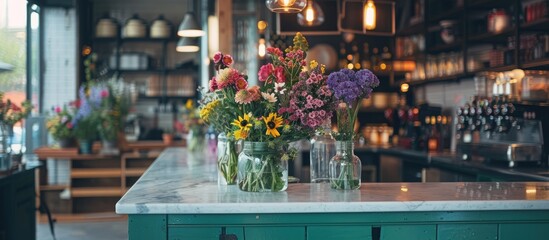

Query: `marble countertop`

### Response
(116, 148, 549, 215)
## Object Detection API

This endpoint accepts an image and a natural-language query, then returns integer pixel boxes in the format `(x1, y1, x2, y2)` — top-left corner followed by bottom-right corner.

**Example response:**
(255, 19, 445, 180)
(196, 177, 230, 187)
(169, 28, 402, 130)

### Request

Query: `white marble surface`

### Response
(116, 148, 549, 214)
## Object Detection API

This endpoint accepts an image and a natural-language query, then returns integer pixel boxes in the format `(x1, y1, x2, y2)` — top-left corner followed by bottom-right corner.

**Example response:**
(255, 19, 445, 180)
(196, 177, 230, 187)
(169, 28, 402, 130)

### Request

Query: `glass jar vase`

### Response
(217, 133, 238, 185)
(310, 121, 336, 183)
(329, 141, 361, 190)
(237, 142, 288, 192)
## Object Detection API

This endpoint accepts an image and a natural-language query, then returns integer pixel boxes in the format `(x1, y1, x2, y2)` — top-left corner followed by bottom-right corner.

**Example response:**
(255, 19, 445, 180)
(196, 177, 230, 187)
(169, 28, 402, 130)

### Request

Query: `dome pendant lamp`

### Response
(177, 1, 205, 37)
(176, 37, 200, 52)
(266, 0, 307, 13)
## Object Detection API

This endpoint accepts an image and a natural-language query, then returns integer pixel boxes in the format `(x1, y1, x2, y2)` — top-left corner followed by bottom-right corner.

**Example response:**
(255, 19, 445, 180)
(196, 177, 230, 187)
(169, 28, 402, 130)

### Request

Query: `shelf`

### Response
(396, 21, 424, 36)
(521, 18, 549, 31)
(468, 0, 514, 10)
(408, 73, 470, 86)
(71, 168, 122, 178)
(467, 28, 515, 44)
(469, 64, 518, 74)
(93, 37, 177, 43)
(426, 40, 463, 54)
(71, 187, 125, 197)
(40, 184, 69, 191)
(429, 7, 464, 23)
(521, 58, 549, 70)
(125, 168, 147, 177)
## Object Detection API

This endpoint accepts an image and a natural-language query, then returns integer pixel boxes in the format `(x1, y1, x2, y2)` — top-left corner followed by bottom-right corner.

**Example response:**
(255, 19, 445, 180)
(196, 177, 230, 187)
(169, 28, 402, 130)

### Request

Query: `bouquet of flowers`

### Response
(183, 99, 206, 152)
(201, 33, 336, 191)
(0, 91, 32, 126)
(71, 86, 99, 142)
(46, 103, 77, 141)
(326, 68, 379, 189)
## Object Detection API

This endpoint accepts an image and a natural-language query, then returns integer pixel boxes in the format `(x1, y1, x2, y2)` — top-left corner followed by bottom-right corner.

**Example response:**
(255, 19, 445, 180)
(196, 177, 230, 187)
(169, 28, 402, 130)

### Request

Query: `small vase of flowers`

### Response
(326, 68, 379, 190)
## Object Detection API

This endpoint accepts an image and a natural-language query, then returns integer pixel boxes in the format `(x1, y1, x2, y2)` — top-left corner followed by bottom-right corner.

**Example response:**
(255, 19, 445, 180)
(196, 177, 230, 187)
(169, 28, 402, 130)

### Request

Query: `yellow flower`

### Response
(309, 60, 318, 69)
(263, 113, 283, 138)
(232, 113, 253, 131)
(185, 99, 194, 110)
(199, 100, 219, 122)
(234, 128, 248, 140)
(320, 64, 326, 74)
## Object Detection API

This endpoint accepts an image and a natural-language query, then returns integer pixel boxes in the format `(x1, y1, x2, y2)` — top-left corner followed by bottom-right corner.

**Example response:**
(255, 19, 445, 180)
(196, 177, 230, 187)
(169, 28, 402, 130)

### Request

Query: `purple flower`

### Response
(327, 68, 379, 105)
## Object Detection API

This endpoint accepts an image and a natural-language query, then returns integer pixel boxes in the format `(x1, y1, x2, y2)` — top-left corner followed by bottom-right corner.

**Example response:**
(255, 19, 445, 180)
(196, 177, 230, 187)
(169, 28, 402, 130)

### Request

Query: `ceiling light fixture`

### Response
(266, 0, 307, 13)
(363, 0, 376, 31)
(297, 0, 324, 26)
(177, 1, 205, 37)
(176, 37, 200, 52)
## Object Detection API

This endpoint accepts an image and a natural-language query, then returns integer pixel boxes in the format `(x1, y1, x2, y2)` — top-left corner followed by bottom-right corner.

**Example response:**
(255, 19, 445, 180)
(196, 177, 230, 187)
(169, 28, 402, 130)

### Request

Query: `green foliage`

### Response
(0, 31, 26, 92)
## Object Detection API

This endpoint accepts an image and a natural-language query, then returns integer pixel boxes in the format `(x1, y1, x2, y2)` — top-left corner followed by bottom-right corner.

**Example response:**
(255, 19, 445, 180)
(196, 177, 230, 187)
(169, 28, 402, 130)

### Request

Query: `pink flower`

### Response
(247, 86, 261, 102)
(66, 122, 73, 129)
(318, 110, 326, 117)
(258, 64, 274, 82)
(275, 66, 286, 83)
(209, 77, 218, 91)
(100, 89, 109, 98)
(55, 106, 61, 113)
(308, 112, 317, 119)
(235, 90, 252, 104)
(305, 103, 313, 109)
(213, 52, 222, 63)
(216, 68, 239, 89)
(306, 95, 313, 101)
(222, 54, 233, 66)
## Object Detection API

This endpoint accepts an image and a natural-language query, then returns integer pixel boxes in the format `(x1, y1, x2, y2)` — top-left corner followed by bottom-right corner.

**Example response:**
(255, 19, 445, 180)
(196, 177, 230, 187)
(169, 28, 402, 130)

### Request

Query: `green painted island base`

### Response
(128, 210, 549, 240)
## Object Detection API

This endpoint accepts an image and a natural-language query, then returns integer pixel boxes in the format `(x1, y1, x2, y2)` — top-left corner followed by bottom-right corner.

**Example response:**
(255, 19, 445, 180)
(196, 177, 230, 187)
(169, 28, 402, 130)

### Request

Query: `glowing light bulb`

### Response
(280, 0, 296, 7)
(258, 38, 266, 58)
(305, 5, 315, 23)
(363, 1, 376, 31)
(347, 63, 354, 69)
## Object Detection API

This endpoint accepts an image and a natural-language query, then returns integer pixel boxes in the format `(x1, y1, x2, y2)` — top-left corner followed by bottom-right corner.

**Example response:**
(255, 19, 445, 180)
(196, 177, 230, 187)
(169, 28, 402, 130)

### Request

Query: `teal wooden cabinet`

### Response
(128, 211, 549, 240)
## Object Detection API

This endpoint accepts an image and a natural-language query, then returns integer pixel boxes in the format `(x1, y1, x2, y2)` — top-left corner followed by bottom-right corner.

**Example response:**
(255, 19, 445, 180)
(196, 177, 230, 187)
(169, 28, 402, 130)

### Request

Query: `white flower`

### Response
(261, 92, 277, 103)
(274, 82, 286, 94)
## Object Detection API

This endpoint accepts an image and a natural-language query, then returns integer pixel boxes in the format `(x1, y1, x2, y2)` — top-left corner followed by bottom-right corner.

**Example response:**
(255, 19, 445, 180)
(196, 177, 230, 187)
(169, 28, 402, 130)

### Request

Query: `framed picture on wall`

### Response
(276, 0, 340, 36)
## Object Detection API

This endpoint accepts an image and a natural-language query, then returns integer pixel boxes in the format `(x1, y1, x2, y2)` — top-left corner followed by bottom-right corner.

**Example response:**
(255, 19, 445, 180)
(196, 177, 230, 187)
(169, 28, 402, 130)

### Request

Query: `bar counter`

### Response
(117, 148, 549, 240)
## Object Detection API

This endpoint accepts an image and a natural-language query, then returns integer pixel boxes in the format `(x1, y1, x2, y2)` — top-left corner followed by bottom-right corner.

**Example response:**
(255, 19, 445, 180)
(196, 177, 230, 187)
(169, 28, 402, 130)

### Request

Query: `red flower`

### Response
(222, 54, 233, 66)
(234, 77, 248, 90)
(267, 47, 283, 57)
(66, 122, 73, 129)
(100, 89, 109, 98)
(275, 66, 286, 83)
(55, 106, 61, 113)
(213, 52, 223, 63)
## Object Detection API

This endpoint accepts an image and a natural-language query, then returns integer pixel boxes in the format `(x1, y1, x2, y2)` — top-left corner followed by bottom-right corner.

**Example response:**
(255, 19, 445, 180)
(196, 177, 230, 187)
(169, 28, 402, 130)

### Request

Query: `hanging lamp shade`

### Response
(297, 0, 324, 26)
(266, 0, 307, 13)
(177, 13, 205, 37)
(176, 37, 200, 52)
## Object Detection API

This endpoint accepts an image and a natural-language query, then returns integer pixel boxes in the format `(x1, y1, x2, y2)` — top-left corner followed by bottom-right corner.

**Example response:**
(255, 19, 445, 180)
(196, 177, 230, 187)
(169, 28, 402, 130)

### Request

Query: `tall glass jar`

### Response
(238, 142, 288, 192)
(0, 123, 11, 170)
(329, 141, 361, 190)
(310, 120, 336, 183)
(217, 133, 238, 185)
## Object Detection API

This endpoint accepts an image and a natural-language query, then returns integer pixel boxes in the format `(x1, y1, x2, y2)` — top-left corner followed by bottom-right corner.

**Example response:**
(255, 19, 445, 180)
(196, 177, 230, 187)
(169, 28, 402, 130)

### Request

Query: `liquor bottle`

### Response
(380, 46, 393, 71)
(361, 42, 372, 70)
(371, 47, 381, 72)
(310, 119, 336, 183)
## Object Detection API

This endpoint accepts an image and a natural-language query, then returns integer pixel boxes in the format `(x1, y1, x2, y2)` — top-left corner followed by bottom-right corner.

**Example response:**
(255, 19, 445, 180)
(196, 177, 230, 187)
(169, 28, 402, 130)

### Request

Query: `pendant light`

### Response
(266, 0, 307, 13)
(177, 1, 205, 37)
(176, 37, 200, 52)
(297, 0, 324, 26)
(363, 0, 376, 31)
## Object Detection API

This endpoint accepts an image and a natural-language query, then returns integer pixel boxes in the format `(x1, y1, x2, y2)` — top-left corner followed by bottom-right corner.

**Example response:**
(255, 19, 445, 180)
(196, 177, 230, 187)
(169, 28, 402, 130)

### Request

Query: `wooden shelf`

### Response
(520, 18, 549, 31)
(71, 187, 125, 198)
(93, 37, 177, 43)
(521, 58, 549, 70)
(408, 73, 470, 86)
(71, 168, 122, 178)
(429, 7, 464, 23)
(467, 28, 515, 44)
(468, 0, 514, 9)
(470, 64, 518, 74)
(40, 184, 69, 191)
(125, 168, 148, 177)
(34, 147, 117, 160)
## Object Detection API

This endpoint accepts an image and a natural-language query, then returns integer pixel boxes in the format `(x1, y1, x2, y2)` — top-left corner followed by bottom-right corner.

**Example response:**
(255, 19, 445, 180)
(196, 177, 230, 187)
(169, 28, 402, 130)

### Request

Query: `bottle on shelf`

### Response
(380, 46, 392, 71)
(361, 42, 372, 70)
(371, 47, 381, 72)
